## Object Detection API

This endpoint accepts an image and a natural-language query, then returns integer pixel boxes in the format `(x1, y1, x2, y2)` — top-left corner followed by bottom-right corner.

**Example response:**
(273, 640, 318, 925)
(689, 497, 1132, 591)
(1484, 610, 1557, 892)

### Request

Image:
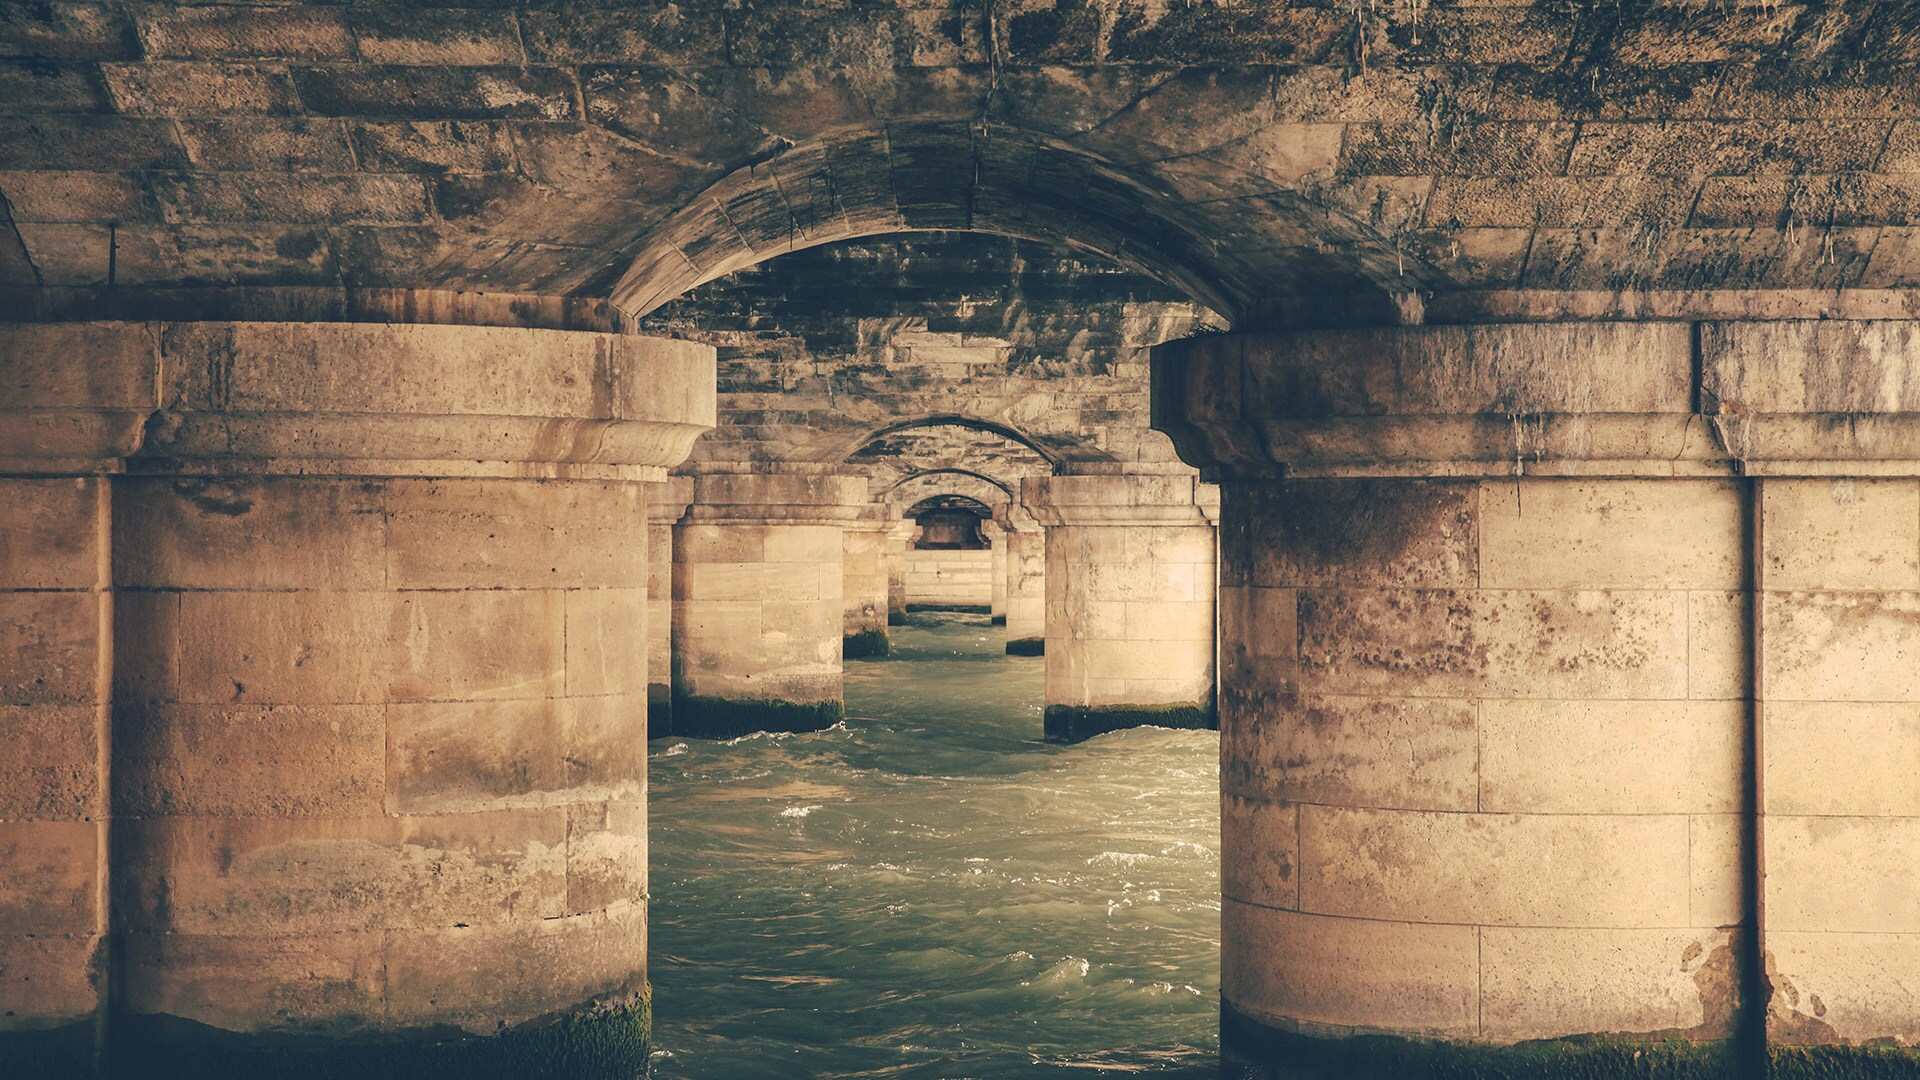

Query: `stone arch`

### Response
(888, 469, 1012, 518)
(609, 121, 1417, 326)
(844, 414, 1069, 470)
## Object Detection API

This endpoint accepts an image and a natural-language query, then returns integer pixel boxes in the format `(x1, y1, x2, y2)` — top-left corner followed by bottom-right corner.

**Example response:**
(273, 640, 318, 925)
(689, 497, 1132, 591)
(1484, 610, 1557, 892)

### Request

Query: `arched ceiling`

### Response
(10, 2, 1920, 326)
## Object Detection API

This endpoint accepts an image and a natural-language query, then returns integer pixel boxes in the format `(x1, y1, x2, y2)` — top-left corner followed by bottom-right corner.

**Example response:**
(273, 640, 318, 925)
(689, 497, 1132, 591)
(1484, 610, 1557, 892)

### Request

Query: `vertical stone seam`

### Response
(92, 476, 114, 1072)
(1742, 476, 1769, 1071)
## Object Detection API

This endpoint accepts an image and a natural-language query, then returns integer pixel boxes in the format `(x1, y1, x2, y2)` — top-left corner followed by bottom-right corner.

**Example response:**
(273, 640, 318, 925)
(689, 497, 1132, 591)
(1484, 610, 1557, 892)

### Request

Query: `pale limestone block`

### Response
(383, 902, 647, 1031)
(1222, 901, 1478, 1037)
(565, 799, 648, 913)
(1765, 591, 1920, 702)
(119, 929, 386, 1033)
(1769, 931, 1920, 1044)
(1219, 585, 1296, 696)
(1690, 814, 1743, 928)
(1231, 479, 1478, 590)
(114, 702, 384, 818)
(116, 809, 569, 934)
(1122, 675, 1210, 700)
(387, 697, 563, 814)
(177, 590, 388, 706)
(1480, 699, 1742, 814)
(760, 561, 831, 603)
(1299, 805, 1692, 928)
(383, 478, 647, 591)
(1767, 701, 1920, 816)
(1763, 479, 1920, 591)
(675, 523, 764, 564)
(1124, 524, 1214, 567)
(113, 590, 180, 703)
(1298, 588, 1690, 700)
(114, 477, 385, 591)
(0, 820, 99, 934)
(761, 525, 840, 565)
(0, 477, 104, 590)
(560, 695, 647, 796)
(676, 560, 761, 601)
(1222, 795, 1297, 909)
(0, 591, 104, 705)
(1221, 693, 1477, 812)
(1122, 598, 1213, 641)
(0, 933, 101, 1026)
(0, 703, 101, 820)
(1688, 590, 1750, 700)
(387, 590, 566, 703)
(1480, 927, 1733, 1042)
(1479, 479, 1743, 590)
(1768, 816, 1920, 933)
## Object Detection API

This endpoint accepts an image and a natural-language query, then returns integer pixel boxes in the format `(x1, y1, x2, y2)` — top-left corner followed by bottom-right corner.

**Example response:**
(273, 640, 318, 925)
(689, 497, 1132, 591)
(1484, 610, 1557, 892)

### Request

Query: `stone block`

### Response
(349, 120, 516, 175)
(1567, 120, 1888, 176)
(114, 701, 383, 818)
(1299, 805, 1692, 928)
(1479, 699, 1742, 815)
(1690, 814, 1742, 928)
(0, 703, 100, 821)
(113, 477, 386, 591)
(111, 589, 178, 704)
(565, 799, 647, 915)
(520, 8, 727, 65)
(115, 809, 569, 934)
(383, 901, 646, 1031)
(1689, 591, 1751, 701)
(292, 65, 578, 121)
(1222, 901, 1478, 1037)
(1480, 927, 1735, 1041)
(150, 172, 431, 224)
(1763, 479, 1920, 591)
(101, 61, 301, 117)
(134, 6, 354, 62)
(1, 5, 140, 62)
(387, 698, 563, 815)
(386, 590, 566, 703)
(348, 9, 523, 66)
(176, 117, 357, 171)
(1768, 931, 1920, 1045)
(0, 169, 148, 223)
(1218, 585, 1296, 696)
(0, 820, 98, 934)
(1765, 591, 1920, 702)
(118, 929, 384, 1033)
(568, 584, 652, 691)
(383, 479, 647, 591)
(0, 477, 103, 590)
(560, 695, 647, 797)
(0, 591, 103, 706)
(0, 321, 158, 410)
(0, 932, 101, 1024)
(1222, 692, 1477, 812)
(1297, 588, 1690, 700)
(1227, 479, 1479, 589)
(0, 115, 186, 170)
(1766, 701, 1920, 817)
(1222, 795, 1296, 910)
(175, 590, 387, 706)
(1341, 121, 1577, 177)
(1479, 480, 1744, 590)
(1768, 816, 1920, 934)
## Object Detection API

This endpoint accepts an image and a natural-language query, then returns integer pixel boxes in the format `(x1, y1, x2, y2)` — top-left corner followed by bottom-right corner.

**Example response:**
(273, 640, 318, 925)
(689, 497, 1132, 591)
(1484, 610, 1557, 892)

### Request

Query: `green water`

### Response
(648, 612, 1222, 1078)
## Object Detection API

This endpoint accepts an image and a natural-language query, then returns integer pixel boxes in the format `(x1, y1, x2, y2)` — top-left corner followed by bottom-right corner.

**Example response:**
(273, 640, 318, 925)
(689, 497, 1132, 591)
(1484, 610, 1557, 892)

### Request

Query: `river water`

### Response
(647, 612, 1222, 1079)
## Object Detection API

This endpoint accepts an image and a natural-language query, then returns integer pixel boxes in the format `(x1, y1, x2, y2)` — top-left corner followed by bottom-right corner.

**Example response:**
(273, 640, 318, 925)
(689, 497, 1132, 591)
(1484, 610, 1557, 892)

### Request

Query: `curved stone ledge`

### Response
(681, 472, 872, 525)
(1154, 320, 1920, 478)
(0, 322, 716, 477)
(1022, 473, 1215, 527)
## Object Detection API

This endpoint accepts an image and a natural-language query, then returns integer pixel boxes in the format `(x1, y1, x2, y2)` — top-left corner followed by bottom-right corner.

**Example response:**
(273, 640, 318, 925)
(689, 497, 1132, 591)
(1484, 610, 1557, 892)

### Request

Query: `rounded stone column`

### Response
(3, 321, 715, 1078)
(1153, 320, 1920, 1076)
(1023, 472, 1217, 743)
(672, 472, 867, 738)
(983, 518, 1010, 625)
(885, 519, 914, 626)
(842, 507, 894, 658)
(646, 477, 695, 739)
(997, 502, 1047, 656)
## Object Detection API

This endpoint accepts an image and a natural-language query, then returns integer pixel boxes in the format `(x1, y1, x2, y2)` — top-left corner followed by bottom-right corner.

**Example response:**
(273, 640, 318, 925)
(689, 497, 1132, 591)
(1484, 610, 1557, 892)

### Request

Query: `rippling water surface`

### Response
(648, 612, 1221, 1079)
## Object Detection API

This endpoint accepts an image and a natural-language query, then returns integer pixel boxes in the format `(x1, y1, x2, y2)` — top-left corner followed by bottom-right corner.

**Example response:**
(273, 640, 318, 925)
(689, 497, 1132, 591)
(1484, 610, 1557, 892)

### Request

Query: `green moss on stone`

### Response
(887, 611, 908, 626)
(1, 1019, 99, 1079)
(843, 628, 890, 659)
(672, 695, 843, 739)
(1043, 702, 1216, 743)
(1005, 638, 1044, 656)
(1772, 1044, 1920, 1079)
(1222, 1004, 1739, 1080)
(111, 992, 649, 1080)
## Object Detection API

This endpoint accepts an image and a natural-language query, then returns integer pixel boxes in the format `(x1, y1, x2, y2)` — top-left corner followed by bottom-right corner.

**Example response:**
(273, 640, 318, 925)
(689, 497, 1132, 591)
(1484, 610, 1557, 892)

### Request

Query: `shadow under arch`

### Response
(905, 493, 995, 519)
(609, 121, 1255, 322)
(842, 414, 1076, 470)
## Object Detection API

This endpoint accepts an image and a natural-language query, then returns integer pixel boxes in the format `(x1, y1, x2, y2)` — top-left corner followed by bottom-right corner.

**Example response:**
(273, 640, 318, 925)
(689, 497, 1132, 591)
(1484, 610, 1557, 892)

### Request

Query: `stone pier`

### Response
(998, 503, 1047, 656)
(647, 478, 695, 739)
(672, 473, 866, 738)
(842, 508, 894, 658)
(1155, 320, 1920, 1078)
(885, 520, 914, 627)
(984, 519, 1010, 625)
(0, 321, 713, 1077)
(1023, 473, 1217, 743)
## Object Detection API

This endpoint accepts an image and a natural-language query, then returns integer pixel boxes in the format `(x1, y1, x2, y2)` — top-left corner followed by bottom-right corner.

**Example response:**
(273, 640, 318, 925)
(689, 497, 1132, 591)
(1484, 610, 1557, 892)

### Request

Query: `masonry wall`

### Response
(906, 548, 995, 609)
